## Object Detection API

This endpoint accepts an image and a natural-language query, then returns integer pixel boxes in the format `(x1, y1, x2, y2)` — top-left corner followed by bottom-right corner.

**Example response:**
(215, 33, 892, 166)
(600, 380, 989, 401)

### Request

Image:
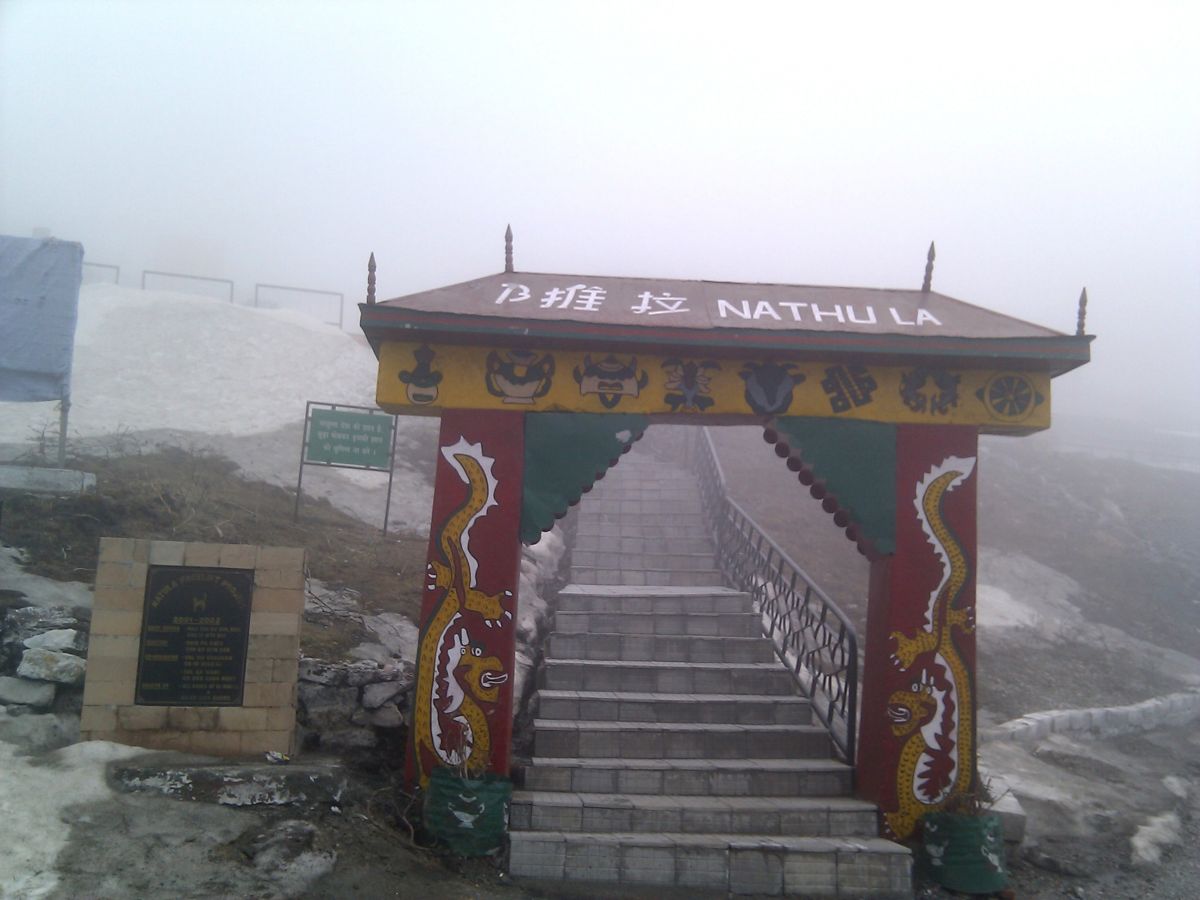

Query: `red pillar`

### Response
(405, 409, 525, 788)
(857, 425, 979, 841)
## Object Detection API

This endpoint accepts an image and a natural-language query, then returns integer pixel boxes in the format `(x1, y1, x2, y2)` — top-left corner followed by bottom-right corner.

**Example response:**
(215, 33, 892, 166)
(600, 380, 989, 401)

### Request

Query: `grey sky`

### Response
(2, 1, 1197, 428)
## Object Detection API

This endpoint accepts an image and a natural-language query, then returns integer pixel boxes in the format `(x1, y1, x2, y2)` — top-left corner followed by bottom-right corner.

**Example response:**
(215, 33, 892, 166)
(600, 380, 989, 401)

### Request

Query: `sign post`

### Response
(295, 401, 398, 534)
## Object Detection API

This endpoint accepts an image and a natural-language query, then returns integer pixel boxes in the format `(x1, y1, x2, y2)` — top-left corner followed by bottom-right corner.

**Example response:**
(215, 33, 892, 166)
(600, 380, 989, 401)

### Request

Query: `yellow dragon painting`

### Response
(411, 437, 511, 786)
(885, 455, 977, 840)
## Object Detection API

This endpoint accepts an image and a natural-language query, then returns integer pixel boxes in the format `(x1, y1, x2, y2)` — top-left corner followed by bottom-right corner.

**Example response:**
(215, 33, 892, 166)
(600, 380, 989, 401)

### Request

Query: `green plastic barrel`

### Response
(922, 812, 1008, 894)
(423, 768, 512, 857)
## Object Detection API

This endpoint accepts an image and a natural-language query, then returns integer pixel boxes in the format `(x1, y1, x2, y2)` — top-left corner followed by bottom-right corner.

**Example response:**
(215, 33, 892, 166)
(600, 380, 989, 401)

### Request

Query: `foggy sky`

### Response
(2, 1, 1197, 430)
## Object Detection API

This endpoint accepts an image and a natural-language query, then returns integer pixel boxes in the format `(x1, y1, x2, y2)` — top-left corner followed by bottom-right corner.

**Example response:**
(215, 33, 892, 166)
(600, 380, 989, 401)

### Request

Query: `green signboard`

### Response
(306, 407, 394, 470)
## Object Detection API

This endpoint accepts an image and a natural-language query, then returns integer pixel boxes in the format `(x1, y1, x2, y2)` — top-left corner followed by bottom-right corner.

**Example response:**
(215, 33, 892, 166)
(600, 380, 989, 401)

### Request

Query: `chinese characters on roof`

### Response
(493, 282, 943, 327)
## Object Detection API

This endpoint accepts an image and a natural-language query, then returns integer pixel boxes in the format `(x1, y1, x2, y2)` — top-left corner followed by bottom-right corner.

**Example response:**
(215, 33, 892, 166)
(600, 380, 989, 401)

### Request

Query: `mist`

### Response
(2, 1, 1197, 437)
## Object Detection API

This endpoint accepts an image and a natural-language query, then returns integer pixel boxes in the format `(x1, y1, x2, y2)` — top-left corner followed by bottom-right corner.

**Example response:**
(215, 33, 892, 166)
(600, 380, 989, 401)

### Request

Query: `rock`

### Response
(297, 658, 347, 686)
(346, 642, 393, 665)
(304, 581, 362, 618)
(298, 657, 397, 688)
(17, 648, 86, 685)
(0, 707, 79, 752)
(343, 661, 392, 687)
(361, 612, 418, 660)
(23, 628, 87, 653)
(53, 688, 84, 716)
(297, 684, 359, 730)
(3, 606, 81, 644)
(235, 819, 337, 897)
(318, 728, 378, 751)
(368, 704, 404, 729)
(361, 681, 403, 710)
(0, 674, 56, 707)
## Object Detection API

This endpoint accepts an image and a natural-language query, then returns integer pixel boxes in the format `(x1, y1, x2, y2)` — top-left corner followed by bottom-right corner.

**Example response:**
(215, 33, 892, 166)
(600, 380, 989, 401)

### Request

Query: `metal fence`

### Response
(141, 270, 235, 303)
(254, 283, 344, 329)
(82, 261, 350, 330)
(81, 262, 120, 285)
(693, 427, 859, 764)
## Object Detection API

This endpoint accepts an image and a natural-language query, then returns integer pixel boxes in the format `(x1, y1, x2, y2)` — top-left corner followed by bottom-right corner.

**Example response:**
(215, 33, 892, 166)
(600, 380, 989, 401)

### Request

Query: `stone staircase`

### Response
(509, 438, 912, 897)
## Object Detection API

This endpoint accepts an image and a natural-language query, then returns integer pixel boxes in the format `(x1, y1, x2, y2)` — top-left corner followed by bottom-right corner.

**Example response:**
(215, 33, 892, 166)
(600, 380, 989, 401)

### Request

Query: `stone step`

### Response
(580, 494, 700, 508)
(579, 499, 706, 516)
(507, 830, 911, 896)
(511, 791, 879, 838)
(570, 550, 717, 572)
(553, 610, 762, 638)
(547, 632, 774, 664)
(522, 757, 854, 797)
(573, 522, 711, 540)
(536, 690, 811, 725)
(556, 587, 751, 615)
(542, 659, 796, 695)
(569, 567, 726, 587)
(532, 719, 832, 760)
(571, 534, 713, 555)
(577, 511, 708, 528)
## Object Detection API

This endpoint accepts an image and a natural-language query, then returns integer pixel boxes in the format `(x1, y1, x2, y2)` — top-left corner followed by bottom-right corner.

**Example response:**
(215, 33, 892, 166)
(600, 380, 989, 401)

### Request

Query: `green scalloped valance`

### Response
(772, 417, 897, 555)
(520, 413, 648, 544)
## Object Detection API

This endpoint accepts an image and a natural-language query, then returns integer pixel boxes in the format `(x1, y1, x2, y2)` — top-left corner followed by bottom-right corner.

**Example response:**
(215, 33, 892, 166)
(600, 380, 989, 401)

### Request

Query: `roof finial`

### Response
(366, 252, 376, 305)
(504, 224, 514, 273)
(921, 241, 936, 292)
(1076, 287, 1088, 336)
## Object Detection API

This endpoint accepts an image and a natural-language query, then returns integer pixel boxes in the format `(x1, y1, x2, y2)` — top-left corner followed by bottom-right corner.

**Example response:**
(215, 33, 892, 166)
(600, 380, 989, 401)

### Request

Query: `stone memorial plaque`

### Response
(135, 565, 254, 706)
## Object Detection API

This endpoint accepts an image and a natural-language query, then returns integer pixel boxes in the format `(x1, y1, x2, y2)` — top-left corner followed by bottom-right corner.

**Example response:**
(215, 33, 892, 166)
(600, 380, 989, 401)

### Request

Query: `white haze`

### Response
(2, 1, 1198, 434)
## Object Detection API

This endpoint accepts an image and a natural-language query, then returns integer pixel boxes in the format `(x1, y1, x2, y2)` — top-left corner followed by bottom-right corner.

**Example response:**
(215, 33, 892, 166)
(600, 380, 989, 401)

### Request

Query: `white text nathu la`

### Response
(715, 299, 942, 327)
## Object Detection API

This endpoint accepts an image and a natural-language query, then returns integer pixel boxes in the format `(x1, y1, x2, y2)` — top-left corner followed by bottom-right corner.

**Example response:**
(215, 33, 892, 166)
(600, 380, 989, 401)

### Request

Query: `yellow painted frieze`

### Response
(377, 341, 1050, 431)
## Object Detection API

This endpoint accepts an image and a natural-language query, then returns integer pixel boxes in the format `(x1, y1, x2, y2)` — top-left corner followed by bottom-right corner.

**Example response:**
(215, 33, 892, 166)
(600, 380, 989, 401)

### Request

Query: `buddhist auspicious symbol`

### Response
(899, 368, 961, 416)
(739, 361, 804, 415)
(976, 373, 1043, 423)
(662, 358, 720, 412)
(573, 354, 649, 409)
(484, 349, 555, 404)
(398, 344, 443, 405)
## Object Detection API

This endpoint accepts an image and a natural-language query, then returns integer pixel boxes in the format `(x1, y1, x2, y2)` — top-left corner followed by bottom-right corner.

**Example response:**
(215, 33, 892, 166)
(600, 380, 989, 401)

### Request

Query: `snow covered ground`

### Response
(0, 739, 146, 899)
(0, 284, 438, 534)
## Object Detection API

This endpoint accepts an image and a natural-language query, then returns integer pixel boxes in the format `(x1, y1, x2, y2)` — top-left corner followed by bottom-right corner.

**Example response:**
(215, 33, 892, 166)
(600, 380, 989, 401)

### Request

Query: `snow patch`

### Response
(0, 740, 145, 899)
(0, 545, 94, 610)
(1130, 811, 1182, 866)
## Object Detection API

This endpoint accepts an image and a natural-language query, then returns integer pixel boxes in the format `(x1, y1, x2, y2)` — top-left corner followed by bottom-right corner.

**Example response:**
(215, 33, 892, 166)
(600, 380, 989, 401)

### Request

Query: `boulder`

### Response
(368, 703, 404, 729)
(343, 661, 394, 688)
(346, 642, 393, 665)
(0, 707, 79, 752)
(3, 606, 81, 644)
(318, 728, 378, 751)
(361, 612, 418, 661)
(18, 648, 87, 685)
(297, 683, 359, 730)
(24, 628, 87, 654)
(361, 681, 403, 710)
(298, 658, 398, 688)
(0, 674, 56, 707)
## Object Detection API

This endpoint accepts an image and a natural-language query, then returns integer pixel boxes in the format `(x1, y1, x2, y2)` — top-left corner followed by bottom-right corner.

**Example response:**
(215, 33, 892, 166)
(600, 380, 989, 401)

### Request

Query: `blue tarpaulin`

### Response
(0, 236, 84, 402)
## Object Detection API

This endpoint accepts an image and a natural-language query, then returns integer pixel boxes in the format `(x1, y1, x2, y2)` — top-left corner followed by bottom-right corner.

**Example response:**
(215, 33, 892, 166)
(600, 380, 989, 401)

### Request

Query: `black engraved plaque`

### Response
(135, 565, 254, 706)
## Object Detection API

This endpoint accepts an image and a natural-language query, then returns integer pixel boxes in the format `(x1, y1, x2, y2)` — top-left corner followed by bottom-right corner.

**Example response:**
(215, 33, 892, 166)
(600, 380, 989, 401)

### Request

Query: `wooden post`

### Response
(405, 409, 525, 788)
(857, 425, 979, 841)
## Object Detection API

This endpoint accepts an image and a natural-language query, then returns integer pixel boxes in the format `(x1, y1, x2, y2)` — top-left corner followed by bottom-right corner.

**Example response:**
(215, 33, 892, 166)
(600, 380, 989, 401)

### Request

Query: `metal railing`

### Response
(254, 283, 344, 329)
(142, 269, 235, 302)
(693, 427, 859, 763)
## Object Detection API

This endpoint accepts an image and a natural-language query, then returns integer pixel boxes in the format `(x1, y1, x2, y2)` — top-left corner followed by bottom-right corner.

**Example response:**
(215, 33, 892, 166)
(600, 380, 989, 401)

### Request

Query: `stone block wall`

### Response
(79, 538, 304, 756)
